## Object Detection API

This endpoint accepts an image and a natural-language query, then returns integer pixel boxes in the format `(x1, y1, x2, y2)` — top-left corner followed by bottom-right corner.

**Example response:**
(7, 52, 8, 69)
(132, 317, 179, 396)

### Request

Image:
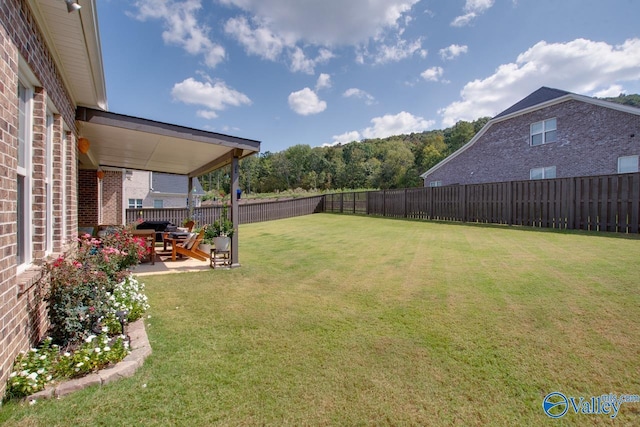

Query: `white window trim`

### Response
(429, 180, 442, 187)
(17, 78, 34, 272)
(530, 118, 557, 146)
(618, 155, 639, 174)
(530, 166, 556, 180)
(61, 131, 67, 244)
(45, 112, 54, 255)
(128, 198, 143, 209)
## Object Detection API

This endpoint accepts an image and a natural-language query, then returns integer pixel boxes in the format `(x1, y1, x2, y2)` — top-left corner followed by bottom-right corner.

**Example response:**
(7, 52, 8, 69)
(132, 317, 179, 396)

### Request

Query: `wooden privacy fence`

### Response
(126, 173, 639, 234)
(126, 196, 325, 226)
(325, 172, 640, 234)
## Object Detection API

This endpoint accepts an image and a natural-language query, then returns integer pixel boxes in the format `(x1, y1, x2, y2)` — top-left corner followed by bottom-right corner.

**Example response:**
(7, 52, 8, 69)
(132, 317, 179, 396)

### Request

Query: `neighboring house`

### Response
(421, 87, 640, 186)
(125, 171, 205, 210)
(0, 0, 259, 397)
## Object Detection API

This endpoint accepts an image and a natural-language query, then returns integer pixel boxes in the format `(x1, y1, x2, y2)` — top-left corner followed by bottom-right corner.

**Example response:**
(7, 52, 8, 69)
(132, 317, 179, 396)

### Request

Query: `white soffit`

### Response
(76, 108, 261, 177)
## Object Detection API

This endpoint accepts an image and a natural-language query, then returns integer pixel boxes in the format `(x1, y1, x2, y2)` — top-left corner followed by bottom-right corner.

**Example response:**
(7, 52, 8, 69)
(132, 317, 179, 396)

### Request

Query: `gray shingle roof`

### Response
(151, 173, 205, 195)
(494, 87, 571, 118)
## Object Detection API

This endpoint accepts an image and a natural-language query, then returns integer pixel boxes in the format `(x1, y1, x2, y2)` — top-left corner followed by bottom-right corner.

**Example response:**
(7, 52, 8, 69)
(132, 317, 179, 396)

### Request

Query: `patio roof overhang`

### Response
(76, 107, 261, 178)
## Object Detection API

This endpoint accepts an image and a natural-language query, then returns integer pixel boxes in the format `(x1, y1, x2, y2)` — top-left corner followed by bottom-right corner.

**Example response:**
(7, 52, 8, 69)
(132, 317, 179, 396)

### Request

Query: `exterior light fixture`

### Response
(96, 168, 105, 180)
(65, 0, 81, 13)
(115, 310, 129, 335)
(78, 137, 90, 154)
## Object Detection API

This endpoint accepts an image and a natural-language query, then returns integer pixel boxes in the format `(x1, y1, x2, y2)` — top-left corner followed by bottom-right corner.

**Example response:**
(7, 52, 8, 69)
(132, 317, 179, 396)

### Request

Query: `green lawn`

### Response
(2, 214, 640, 426)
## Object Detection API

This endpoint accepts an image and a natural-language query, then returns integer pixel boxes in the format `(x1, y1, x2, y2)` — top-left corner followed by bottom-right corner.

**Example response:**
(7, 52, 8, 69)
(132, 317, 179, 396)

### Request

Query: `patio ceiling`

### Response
(76, 107, 261, 178)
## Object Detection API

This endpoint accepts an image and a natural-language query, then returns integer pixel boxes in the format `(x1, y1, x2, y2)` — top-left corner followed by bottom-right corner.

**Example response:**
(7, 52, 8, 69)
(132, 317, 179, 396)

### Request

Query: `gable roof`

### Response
(420, 87, 640, 179)
(151, 173, 205, 195)
(493, 87, 570, 118)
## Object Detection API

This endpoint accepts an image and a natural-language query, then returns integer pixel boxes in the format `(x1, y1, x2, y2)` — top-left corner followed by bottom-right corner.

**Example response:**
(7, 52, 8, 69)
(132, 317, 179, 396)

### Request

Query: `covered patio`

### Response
(75, 107, 261, 267)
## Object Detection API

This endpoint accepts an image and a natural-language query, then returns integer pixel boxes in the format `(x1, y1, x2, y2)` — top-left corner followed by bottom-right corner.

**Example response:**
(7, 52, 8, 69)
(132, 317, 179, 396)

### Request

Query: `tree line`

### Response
(199, 117, 491, 195)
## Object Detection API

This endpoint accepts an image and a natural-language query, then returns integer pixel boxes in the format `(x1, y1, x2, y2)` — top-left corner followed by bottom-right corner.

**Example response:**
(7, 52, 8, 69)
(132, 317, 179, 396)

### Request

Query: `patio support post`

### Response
(188, 178, 194, 220)
(230, 150, 241, 267)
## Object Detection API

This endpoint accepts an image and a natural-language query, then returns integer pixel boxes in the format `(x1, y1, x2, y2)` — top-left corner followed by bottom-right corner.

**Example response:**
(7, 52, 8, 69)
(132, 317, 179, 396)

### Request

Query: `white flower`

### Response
(102, 326, 109, 333)
(76, 362, 84, 367)
(9, 372, 17, 378)
(95, 347, 101, 354)
(63, 352, 71, 357)
(39, 355, 47, 360)
(104, 346, 111, 352)
(28, 372, 38, 380)
(85, 335, 96, 343)
(29, 399, 37, 405)
(37, 368, 45, 374)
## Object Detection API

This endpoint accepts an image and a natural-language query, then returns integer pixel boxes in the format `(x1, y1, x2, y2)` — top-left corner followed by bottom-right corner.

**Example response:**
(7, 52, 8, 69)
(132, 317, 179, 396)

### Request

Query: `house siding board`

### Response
(0, 0, 79, 397)
(424, 100, 640, 186)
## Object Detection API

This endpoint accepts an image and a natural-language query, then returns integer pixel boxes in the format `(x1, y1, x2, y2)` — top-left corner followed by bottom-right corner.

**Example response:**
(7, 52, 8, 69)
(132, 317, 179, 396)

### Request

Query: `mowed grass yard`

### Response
(2, 214, 640, 426)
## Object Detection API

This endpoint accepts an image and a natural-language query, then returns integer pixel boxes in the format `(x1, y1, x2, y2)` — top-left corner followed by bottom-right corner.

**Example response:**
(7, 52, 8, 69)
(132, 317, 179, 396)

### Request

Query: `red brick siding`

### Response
(102, 171, 123, 225)
(0, 0, 79, 397)
(424, 100, 640, 186)
(78, 170, 99, 226)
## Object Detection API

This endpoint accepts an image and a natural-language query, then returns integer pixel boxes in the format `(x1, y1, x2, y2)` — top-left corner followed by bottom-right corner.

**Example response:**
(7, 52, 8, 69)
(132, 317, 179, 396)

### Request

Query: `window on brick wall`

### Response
(128, 199, 143, 209)
(153, 199, 164, 208)
(17, 79, 33, 268)
(618, 155, 639, 173)
(45, 112, 54, 254)
(530, 166, 556, 180)
(429, 181, 442, 187)
(530, 118, 557, 146)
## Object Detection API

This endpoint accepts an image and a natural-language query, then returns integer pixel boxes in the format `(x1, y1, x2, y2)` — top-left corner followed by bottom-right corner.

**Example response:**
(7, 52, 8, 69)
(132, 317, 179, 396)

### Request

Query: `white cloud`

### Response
(439, 38, 640, 127)
(332, 112, 433, 144)
(421, 66, 444, 82)
(224, 16, 286, 60)
(316, 73, 332, 90)
(288, 47, 334, 74)
(451, 0, 495, 27)
(288, 88, 327, 115)
(594, 84, 625, 98)
(328, 130, 362, 146)
(362, 112, 434, 139)
(439, 44, 468, 60)
(374, 37, 427, 64)
(343, 88, 376, 105)
(171, 77, 252, 118)
(130, 0, 225, 68)
(221, 0, 422, 67)
(220, 0, 420, 45)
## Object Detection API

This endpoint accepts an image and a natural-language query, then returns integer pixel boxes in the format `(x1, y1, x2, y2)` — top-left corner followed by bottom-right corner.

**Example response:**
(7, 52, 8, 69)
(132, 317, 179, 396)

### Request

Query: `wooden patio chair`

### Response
(184, 220, 195, 232)
(171, 229, 208, 261)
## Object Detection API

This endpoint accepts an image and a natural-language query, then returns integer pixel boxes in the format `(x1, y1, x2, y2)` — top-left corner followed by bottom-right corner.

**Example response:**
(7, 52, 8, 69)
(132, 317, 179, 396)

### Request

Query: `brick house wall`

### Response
(78, 170, 99, 226)
(423, 100, 640, 186)
(0, 0, 79, 398)
(102, 171, 123, 225)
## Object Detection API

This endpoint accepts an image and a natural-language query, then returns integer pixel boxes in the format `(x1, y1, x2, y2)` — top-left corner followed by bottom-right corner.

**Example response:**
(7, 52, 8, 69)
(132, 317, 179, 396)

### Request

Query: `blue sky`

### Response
(97, 0, 640, 153)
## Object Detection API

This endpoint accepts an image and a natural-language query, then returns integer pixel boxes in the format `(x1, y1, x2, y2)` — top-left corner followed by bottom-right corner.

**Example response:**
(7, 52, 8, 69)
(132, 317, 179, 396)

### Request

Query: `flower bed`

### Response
(3, 228, 151, 402)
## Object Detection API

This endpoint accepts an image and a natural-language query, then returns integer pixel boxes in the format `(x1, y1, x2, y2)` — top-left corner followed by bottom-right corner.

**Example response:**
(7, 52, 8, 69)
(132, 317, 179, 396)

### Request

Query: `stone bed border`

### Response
(26, 319, 151, 401)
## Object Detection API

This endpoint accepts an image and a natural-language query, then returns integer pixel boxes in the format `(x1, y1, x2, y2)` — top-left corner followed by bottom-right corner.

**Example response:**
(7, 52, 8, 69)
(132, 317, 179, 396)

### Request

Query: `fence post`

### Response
(568, 177, 576, 230)
(461, 184, 467, 223)
(631, 173, 640, 234)
(404, 189, 408, 218)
